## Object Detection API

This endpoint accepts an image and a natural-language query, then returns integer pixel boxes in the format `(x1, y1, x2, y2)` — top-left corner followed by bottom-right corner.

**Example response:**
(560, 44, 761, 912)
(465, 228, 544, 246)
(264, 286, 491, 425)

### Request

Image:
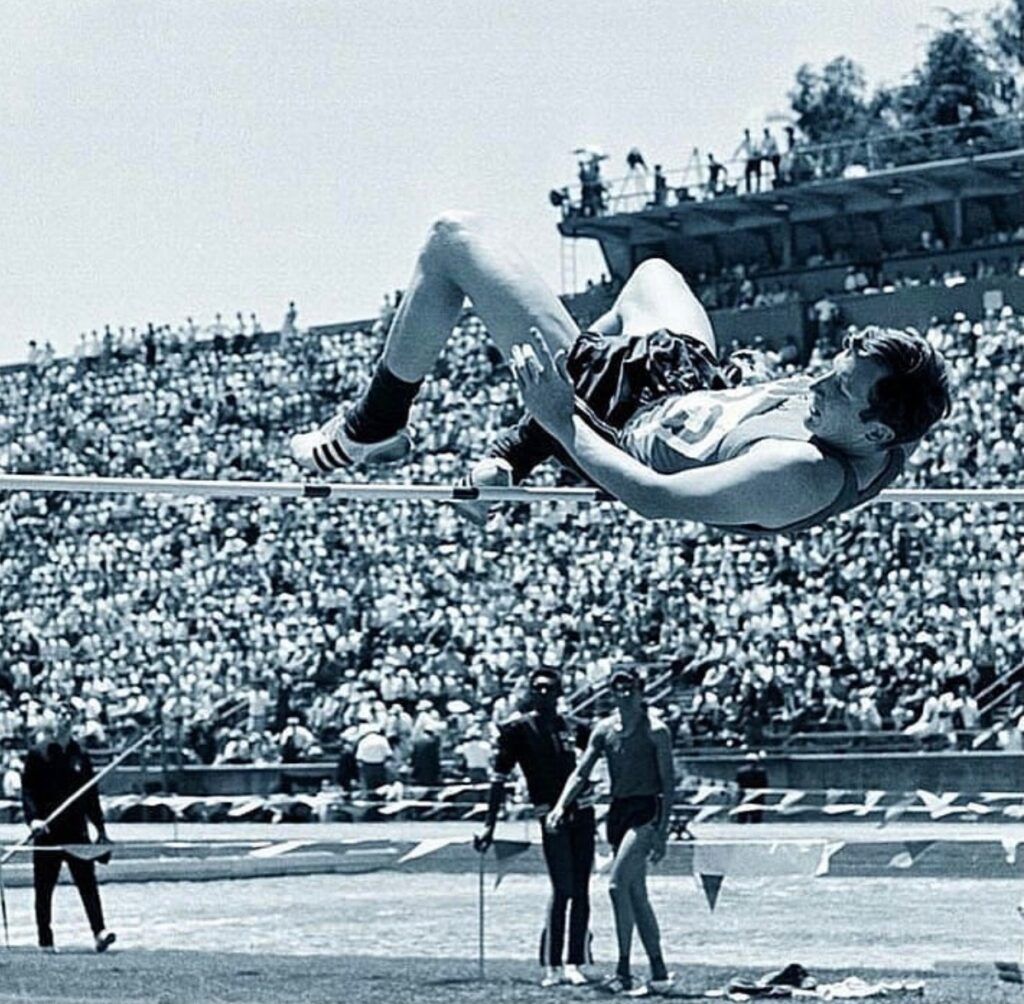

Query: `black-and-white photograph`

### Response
(2, 1, 1023, 1001)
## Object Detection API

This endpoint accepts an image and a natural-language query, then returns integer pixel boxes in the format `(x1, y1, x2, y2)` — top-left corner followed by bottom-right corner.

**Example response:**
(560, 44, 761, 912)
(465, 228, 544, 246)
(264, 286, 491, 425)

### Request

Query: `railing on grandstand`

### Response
(970, 661, 1024, 749)
(562, 113, 1024, 217)
(677, 729, 983, 757)
(567, 661, 684, 721)
(87, 695, 248, 769)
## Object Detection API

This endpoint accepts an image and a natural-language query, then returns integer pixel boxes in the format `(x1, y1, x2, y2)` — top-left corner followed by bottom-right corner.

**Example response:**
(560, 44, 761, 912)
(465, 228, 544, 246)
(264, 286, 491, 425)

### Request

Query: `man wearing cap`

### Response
(476, 667, 594, 988)
(21, 704, 116, 953)
(547, 667, 675, 995)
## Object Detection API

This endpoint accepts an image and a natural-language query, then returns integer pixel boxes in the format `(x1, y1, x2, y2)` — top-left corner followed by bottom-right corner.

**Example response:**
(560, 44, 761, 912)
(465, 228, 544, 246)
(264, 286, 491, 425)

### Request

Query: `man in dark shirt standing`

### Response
(21, 704, 116, 953)
(475, 668, 593, 988)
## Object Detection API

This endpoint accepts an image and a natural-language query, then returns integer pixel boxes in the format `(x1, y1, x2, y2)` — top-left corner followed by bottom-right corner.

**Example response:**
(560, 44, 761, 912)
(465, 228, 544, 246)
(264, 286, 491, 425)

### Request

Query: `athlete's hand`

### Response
(473, 827, 494, 853)
(511, 328, 575, 441)
(649, 832, 668, 864)
(544, 806, 566, 833)
(29, 819, 48, 839)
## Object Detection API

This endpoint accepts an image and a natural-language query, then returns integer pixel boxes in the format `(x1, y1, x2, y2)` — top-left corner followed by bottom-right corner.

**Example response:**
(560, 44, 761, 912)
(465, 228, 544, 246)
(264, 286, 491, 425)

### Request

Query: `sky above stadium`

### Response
(2, 0, 986, 364)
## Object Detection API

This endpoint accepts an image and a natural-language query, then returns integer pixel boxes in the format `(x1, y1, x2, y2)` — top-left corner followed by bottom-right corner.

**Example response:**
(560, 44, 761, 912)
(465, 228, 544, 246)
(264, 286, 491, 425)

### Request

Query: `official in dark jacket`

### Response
(21, 704, 116, 953)
(476, 668, 594, 987)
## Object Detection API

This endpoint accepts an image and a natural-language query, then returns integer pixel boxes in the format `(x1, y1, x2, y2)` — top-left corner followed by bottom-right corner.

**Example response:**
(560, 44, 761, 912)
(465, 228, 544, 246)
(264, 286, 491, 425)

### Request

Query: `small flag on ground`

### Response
(699, 873, 724, 912)
(492, 839, 532, 889)
(397, 837, 457, 864)
(888, 841, 935, 869)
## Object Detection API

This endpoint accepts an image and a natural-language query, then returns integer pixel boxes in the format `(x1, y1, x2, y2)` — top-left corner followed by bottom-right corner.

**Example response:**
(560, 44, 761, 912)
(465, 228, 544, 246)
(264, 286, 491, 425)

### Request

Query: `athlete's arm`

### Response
(650, 724, 675, 863)
(512, 328, 841, 530)
(561, 421, 842, 529)
(545, 726, 603, 831)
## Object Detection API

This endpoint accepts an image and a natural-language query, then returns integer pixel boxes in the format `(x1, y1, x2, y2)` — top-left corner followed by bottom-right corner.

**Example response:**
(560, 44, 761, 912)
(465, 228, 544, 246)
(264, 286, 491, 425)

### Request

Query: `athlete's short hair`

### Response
(529, 667, 562, 695)
(855, 326, 952, 447)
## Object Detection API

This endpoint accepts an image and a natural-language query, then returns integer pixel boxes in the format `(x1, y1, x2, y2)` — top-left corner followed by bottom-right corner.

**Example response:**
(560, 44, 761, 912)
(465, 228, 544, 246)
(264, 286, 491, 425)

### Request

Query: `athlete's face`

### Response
(805, 333, 894, 452)
(52, 707, 75, 743)
(530, 678, 559, 712)
(611, 680, 640, 711)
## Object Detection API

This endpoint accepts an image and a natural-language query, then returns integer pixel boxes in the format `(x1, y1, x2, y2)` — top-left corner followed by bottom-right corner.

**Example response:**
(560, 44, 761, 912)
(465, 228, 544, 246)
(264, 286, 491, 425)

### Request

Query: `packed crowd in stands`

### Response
(0, 288, 1022, 791)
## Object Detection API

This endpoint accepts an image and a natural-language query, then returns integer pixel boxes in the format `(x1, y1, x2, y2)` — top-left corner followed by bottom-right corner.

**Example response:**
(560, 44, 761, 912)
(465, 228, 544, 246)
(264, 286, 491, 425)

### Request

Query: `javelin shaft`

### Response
(0, 724, 160, 866)
(2, 474, 1024, 505)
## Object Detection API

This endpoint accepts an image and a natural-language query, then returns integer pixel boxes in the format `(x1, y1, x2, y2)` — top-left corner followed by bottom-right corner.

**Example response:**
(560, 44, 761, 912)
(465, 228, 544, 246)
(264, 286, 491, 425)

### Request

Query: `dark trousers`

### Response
(33, 850, 106, 947)
(539, 807, 595, 966)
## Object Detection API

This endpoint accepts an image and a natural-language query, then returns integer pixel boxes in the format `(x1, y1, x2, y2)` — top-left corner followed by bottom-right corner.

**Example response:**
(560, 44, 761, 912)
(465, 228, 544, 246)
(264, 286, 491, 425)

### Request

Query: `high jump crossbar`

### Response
(1, 474, 1023, 506)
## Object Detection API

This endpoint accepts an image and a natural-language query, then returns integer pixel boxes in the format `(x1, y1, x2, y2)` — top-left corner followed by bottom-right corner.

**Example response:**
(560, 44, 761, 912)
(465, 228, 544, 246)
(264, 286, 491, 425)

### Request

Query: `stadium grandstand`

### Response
(2, 114, 1024, 808)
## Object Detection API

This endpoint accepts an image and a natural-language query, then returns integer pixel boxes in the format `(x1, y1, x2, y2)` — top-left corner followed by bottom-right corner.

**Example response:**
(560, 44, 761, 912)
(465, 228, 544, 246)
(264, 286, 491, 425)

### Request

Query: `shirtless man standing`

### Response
(290, 212, 951, 535)
(546, 666, 675, 994)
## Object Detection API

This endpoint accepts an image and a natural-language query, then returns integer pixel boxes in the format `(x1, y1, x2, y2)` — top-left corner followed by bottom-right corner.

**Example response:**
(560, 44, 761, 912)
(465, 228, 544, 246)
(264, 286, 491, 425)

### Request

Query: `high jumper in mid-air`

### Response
(291, 212, 951, 535)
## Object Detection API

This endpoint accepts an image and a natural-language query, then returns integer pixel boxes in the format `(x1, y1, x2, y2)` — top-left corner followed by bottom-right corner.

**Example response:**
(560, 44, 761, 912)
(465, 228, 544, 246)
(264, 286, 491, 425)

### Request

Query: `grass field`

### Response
(0, 951, 1019, 1004)
(4, 823, 1024, 1001)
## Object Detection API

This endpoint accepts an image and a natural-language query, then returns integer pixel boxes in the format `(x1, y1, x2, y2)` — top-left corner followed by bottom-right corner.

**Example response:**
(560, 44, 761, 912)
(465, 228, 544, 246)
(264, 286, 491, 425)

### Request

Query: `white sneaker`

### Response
(564, 964, 589, 986)
(624, 973, 675, 997)
(289, 412, 411, 473)
(452, 457, 513, 525)
(541, 966, 565, 987)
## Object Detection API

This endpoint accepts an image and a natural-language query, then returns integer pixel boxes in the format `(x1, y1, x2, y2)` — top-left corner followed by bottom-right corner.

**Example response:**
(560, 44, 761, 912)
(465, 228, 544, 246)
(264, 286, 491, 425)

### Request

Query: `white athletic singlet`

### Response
(619, 378, 813, 474)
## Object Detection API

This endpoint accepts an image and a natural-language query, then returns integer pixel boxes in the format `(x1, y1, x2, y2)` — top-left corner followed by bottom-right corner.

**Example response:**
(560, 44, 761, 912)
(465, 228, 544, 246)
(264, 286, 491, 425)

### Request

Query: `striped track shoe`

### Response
(289, 412, 411, 474)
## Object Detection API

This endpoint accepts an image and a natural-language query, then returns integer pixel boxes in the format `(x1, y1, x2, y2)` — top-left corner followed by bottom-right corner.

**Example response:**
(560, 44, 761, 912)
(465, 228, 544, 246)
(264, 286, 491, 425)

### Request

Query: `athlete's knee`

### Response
(632, 258, 678, 282)
(424, 210, 488, 264)
(608, 872, 632, 902)
(628, 257, 690, 296)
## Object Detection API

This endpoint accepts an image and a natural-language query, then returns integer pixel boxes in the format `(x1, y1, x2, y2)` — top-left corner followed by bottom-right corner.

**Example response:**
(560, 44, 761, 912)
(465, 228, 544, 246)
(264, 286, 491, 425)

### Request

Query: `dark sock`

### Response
(649, 955, 668, 982)
(617, 958, 631, 980)
(344, 363, 423, 443)
(491, 418, 557, 483)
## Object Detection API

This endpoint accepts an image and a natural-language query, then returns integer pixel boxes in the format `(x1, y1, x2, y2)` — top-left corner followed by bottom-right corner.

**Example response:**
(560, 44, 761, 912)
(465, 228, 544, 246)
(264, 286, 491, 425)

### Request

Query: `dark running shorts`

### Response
(565, 328, 742, 439)
(606, 794, 661, 851)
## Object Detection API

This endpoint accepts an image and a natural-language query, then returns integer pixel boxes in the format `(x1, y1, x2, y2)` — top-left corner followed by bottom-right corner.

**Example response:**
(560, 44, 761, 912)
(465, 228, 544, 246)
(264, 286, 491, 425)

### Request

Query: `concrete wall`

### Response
(678, 750, 1024, 792)
(835, 276, 1024, 331)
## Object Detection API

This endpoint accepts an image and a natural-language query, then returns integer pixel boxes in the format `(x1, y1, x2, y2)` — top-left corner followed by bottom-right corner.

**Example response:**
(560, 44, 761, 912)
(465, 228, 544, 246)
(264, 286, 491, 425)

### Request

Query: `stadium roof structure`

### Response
(560, 146, 1024, 280)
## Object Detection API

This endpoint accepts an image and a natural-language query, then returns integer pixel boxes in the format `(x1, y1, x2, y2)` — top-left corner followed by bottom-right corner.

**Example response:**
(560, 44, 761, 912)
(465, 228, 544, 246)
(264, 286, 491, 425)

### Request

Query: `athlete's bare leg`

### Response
(290, 212, 581, 472)
(383, 211, 579, 381)
(608, 826, 668, 984)
(590, 257, 717, 355)
(608, 833, 639, 978)
(628, 867, 666, 975)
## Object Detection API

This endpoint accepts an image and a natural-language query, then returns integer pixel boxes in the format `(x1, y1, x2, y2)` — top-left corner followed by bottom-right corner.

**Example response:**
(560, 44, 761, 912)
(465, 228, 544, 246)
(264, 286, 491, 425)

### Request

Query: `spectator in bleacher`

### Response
(455, 724, 491, 782)
(409, 717, 443, 787)
(335, 733, 359, 791)
(705, 153, 726, 197)
(733, 128, 762, 194)
(650, 165, 668, 208)
(278, 715, 316, 763)
(762, 128, 780, 186)
(735, 751, 768, 823)
(354, 721, 391, 792)
(282, 301, 298, 339)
